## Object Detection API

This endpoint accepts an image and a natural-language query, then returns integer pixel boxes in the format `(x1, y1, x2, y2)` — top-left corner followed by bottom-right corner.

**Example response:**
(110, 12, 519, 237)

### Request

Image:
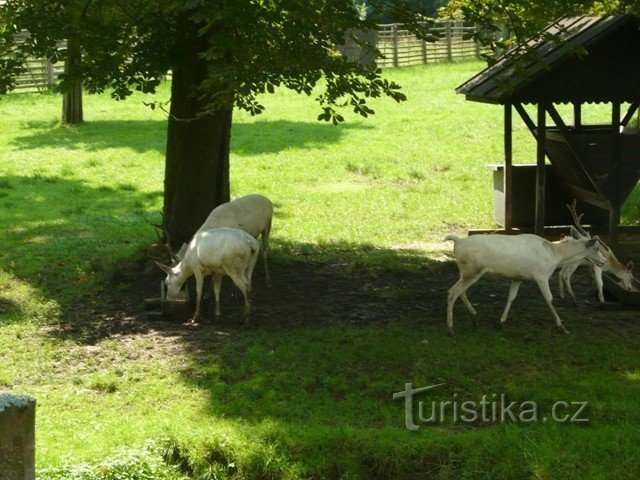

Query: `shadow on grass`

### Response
(10, 119, 370, 156)
(4, 174, 640, 478)
(0, 170, 452, 336)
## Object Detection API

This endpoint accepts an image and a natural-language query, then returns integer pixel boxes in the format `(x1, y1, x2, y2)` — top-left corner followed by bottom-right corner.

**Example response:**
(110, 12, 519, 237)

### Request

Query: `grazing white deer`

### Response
(175, 194, 273, 286)
(156, 228, 260, 325)
(558, 200, 635, 304)
(445, 233, 604, 335)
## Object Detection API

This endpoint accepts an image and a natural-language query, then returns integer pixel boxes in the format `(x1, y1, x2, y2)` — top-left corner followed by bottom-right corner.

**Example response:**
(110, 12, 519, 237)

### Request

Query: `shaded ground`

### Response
(49, 250, 640, 347)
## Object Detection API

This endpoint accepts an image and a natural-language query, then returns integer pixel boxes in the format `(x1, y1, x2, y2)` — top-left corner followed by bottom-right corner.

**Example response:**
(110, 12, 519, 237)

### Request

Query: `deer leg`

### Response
(536, 278, 568, 334)
(229, 273, 252, 327)
(499, 280, 521, 326)
(192, 269, 204, 324)
(212, 274, 222, 321)
(591, 266, 605, 303)
(447, 270, 484, 335)
(460, 292, 478, 325)
(262, 219, 272, 287)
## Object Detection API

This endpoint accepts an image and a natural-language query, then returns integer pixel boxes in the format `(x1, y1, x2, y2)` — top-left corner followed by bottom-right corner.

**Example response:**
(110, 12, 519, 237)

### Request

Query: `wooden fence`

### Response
(10, 33, 65, 91)
(342, 20, 488, 68)
(10, 19, 485, 91)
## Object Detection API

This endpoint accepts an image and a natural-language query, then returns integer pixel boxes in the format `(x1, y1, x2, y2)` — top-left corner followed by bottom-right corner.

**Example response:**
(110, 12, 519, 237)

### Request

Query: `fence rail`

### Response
(10, 19, 485, 92)
(11, 33, 65, 91)
(342, 20, 488, 68)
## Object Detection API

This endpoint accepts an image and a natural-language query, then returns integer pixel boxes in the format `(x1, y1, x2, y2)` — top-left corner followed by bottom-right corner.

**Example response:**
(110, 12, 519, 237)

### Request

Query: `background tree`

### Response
(61, 36, 83, 125)
(0, 0, 433, 245)
(441, 0, 640, 57)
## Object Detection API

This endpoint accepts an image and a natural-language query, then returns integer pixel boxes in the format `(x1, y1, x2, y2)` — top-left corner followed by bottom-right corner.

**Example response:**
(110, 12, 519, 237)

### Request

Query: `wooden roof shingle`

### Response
(456, 15, 640, 105)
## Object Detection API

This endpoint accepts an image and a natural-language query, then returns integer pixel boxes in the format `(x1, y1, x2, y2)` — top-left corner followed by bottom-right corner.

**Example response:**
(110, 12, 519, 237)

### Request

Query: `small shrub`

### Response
(37, 441, 186, 480)
(408, 168, 425, 180)
(89, 372, 120, 393)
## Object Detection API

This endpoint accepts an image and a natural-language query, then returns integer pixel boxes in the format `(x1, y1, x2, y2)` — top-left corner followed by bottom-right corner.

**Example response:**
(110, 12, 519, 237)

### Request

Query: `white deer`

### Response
(445, 233, 604, 335)
(175, 194, 273, 286)
(558, 200, 635, 304)
(156, 228, 260, 325)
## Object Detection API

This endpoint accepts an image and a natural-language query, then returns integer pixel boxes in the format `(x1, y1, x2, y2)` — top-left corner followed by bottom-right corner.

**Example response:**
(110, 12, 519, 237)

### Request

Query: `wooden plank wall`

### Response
(376, 20, 486, 68)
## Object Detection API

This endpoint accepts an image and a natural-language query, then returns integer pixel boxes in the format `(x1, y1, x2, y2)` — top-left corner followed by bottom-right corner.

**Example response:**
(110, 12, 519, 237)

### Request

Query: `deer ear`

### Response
(155, 261, 173, 275)
(627, 260, 634, 271)
(585, 238, 598, 247)
(569, 226, 583, 239)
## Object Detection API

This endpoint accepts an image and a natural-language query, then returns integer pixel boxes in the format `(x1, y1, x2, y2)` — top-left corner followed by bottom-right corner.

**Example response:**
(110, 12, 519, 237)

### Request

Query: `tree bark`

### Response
(62, 36, 83, 125)
(162, 43, 231, 246)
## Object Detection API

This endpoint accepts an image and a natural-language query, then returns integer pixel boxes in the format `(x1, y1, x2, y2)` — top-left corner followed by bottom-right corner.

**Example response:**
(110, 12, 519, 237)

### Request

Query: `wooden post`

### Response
(445, 21, 453, 61)
(392, 24, 399, 68)
(573, 103, 582, 132)
(474, 25, 481, 60)
(45, 60, 54, 87)
(504, 103, 513, 230)
(535, 103, 547, 236)
(0, 395, 36, 480)
(610, 102, 622, 245)
(421, 37, 427, 64)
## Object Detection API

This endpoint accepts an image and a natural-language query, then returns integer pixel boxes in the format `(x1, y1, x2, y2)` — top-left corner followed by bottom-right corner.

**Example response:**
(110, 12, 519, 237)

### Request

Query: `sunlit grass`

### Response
(0, 62, 639, 479)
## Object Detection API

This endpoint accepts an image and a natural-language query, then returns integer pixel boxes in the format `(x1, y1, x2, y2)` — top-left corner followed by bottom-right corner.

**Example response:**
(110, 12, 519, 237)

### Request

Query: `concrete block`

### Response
(0, 394, 36, 480)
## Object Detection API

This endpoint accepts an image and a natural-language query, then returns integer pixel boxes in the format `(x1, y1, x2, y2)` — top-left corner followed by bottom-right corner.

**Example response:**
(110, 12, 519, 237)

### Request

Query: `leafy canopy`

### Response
(442, 0, 640, 55)
(0, 0, 435, 123)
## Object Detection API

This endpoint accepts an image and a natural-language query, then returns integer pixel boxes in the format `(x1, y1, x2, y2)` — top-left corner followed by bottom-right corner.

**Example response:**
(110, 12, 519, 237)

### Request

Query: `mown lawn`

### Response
(1, 61, 640, 479)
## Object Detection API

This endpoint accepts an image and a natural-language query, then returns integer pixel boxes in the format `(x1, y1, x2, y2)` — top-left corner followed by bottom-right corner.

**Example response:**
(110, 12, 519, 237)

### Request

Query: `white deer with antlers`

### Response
(558, 200, 635, 304)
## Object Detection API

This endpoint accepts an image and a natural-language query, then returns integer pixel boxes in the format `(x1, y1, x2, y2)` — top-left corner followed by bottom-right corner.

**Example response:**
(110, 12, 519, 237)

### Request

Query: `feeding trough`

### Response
(144, 281, 192, 321)
(603, 273, 640, 305)
(457, 14, 640, 245)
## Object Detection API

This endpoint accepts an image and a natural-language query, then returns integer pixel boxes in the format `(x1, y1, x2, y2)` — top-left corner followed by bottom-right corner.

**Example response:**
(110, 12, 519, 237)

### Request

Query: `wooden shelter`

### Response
(456, 15, 640, 243)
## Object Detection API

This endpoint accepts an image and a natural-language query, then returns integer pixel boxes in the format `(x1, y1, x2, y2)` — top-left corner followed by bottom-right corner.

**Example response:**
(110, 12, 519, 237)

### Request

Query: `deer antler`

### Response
(151, 211, 178, 263)
(566, 199, 589, 237)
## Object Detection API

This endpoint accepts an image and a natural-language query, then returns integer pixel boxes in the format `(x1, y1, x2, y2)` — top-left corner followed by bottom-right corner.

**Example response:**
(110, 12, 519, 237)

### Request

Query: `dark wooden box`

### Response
(488, 164, 609, 228)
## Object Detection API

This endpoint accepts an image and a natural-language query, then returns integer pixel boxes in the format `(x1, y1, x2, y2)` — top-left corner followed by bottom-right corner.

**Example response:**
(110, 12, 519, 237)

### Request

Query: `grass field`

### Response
(1, 61, 640, 479)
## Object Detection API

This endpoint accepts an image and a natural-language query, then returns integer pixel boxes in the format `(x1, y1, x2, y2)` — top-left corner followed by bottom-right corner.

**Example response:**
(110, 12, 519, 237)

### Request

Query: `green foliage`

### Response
(38, 442, 186, 480)
(442, 0, 640, 57)
(0, 0, 439, 124)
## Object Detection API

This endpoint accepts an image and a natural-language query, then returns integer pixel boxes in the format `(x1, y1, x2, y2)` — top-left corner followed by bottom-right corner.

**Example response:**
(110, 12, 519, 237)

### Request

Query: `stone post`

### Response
(0, 395, 36, 480)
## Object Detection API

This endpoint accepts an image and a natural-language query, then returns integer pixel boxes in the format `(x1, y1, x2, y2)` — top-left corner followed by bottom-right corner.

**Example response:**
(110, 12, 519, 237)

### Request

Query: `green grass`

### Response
(1, 62, 640, 479)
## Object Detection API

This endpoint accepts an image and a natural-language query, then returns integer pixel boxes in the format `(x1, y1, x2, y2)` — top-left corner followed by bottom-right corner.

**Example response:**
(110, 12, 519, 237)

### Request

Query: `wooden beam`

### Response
(546, 104, 604, 199)
(504, 103, 513, 230)
(621, 102, 639, 127)
(535, 103, 547, 235)
(514, 103, 536, 134)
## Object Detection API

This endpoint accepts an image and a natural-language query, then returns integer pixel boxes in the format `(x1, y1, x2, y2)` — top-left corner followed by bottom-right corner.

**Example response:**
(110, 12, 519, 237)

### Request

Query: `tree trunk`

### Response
(61, 36, 83, 125)
(162, 44, 232, 247)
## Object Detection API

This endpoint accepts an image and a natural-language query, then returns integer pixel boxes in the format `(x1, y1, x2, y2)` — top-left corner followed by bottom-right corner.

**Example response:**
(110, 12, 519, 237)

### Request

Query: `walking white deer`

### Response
(445, 233, 604, 335)
(174, 194, 273, 286)
(558, 200, 635, 303)
(156, 228, 260, 325)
